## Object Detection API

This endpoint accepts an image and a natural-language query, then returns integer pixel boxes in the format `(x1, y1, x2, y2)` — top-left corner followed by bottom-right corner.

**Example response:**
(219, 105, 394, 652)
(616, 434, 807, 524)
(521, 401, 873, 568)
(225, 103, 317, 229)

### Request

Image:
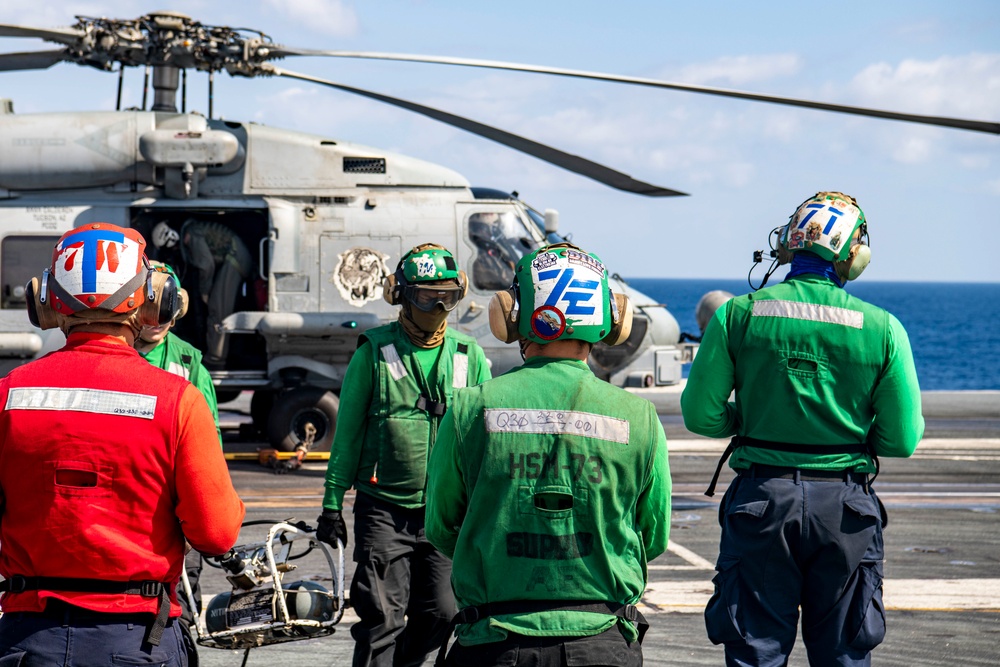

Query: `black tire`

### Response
(215, 389, 242, 405)
(267, 387, 339, 453)
(249, 390, 276, 436)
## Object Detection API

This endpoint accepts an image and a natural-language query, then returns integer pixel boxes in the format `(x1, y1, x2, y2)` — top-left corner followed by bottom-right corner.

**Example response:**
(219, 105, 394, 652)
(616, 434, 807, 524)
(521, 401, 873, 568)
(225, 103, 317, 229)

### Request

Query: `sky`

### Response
(1, 0, 998, 282)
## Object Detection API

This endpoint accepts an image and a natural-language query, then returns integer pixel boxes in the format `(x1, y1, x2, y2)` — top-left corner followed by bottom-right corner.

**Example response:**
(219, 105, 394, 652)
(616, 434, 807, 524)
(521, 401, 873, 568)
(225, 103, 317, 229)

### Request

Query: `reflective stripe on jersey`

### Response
(5, 387, 157, 419)
(483, 408, 630, 444)
(452, 352, 469, 389)
(166, 362, 190, 380)
(380, 344, 408, 381)
(752, 299, 864, 329)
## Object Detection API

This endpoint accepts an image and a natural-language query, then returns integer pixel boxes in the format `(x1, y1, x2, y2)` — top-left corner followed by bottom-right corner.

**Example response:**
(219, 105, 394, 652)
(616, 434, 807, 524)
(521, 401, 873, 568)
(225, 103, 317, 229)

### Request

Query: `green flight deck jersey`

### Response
(323, 321, 490, 511)
(426, 357, 671, 645)
(140, 330, 222, 447)
(681, 273, 924, 472)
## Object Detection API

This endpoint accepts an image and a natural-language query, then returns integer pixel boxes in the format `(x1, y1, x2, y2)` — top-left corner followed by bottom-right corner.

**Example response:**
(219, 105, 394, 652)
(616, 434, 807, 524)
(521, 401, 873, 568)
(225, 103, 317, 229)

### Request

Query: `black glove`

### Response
(316, 510, 348, 548)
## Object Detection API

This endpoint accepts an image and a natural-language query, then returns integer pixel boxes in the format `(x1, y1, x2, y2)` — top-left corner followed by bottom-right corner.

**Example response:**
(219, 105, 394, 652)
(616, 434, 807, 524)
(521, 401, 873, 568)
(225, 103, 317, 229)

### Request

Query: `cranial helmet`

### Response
(488, 242, 632, 345)
(149, 260, 189, 321)
(151, 221, 180, 249)
(383, 243, 468, 311)
(25, 223, 179, 333)
(778, 191, 871, 281)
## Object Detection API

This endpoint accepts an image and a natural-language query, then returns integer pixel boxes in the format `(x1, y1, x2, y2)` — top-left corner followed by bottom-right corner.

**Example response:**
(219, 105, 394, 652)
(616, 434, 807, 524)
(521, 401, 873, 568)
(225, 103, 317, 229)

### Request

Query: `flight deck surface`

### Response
(200, 393, 1000, 666)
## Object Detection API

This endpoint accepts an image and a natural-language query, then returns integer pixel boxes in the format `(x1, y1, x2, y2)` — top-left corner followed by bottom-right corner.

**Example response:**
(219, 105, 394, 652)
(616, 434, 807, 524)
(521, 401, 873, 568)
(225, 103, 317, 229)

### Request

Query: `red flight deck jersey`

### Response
(0, 332, 245, 617)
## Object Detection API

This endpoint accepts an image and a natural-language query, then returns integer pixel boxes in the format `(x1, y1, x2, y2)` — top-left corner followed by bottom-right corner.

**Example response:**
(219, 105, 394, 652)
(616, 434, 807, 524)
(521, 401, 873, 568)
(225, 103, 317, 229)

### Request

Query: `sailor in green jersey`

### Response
(316, 244, 490, 667)
(426, 243, 671, 667)
(135, 261, 223, 665)
(136, 262, 222, 447)
(681, 192, 924, 667)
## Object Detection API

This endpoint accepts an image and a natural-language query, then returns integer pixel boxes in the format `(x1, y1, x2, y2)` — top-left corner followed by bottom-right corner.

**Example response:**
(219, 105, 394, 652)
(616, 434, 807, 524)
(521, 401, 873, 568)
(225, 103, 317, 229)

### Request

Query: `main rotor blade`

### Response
(264, 64, 687, 197)
(0, 49, 67, 72)
(0, 23, 83, 46)
(273, 49, 1000, 136)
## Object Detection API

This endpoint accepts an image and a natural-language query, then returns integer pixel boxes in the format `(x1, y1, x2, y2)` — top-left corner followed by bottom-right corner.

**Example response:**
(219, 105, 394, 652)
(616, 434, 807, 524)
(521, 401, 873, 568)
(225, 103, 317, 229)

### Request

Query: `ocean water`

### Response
(627, 278, 1000, 391)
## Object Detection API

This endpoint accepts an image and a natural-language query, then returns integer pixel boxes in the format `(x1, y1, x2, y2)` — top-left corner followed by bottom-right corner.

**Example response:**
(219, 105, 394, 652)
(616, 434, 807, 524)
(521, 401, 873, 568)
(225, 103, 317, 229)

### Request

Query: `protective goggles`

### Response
(402, 284, 464, 312)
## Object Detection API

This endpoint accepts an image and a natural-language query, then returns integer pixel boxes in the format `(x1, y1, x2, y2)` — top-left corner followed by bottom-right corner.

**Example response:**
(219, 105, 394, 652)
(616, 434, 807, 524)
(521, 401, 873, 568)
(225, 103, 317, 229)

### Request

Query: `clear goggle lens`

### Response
(405, 284, 463, 312)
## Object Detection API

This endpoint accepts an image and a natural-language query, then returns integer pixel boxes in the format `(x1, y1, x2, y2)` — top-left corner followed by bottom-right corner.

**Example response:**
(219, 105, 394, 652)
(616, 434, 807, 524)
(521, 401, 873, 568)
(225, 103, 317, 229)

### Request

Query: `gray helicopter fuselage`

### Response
(0, 107, 684, 444)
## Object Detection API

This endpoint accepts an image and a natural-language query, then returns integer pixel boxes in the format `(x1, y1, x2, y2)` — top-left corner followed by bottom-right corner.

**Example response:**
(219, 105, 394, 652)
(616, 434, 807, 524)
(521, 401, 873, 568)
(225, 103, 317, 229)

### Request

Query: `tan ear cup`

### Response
(836, 243, 871, 282)
(139, 270, 176, 327)
(176, 288, 189, 320)
(603, 292, 634, 346)
(25, 277, 62, 331)
(488, 289, 519, 343)
(382, 273, 399, 306)
(457, 270, 469, 300)
(776, 240, 795, 265)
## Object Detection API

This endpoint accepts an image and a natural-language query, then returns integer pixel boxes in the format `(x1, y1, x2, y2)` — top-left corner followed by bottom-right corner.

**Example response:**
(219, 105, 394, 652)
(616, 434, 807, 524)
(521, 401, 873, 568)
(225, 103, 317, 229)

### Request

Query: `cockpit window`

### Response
(467, 211, 539, 291)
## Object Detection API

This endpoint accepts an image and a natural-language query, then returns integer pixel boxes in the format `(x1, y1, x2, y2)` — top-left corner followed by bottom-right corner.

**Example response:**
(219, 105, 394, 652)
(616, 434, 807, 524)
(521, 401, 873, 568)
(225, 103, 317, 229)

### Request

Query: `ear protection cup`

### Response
(603, 292, 634, 345)
(835, 243, 871, 282)
(138, 270, 179, 327)
(175, 287, 190, 320)
(457, 270, 469, 300)
(382, 273, 400, 306)
(776, 241, 795, 266)
(25, 277, 62, 331)
(488, 288, 519, 343)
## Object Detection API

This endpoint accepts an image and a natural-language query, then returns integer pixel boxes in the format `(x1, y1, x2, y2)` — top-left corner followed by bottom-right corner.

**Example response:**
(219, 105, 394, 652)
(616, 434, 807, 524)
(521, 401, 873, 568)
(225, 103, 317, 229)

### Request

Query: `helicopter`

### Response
(0, 12, 995, 454)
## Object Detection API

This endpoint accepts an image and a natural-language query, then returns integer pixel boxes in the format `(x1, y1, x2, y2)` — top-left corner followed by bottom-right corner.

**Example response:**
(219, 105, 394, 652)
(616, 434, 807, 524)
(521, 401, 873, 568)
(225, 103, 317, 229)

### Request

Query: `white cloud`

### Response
(891, 135, 932, 164)
(849, 53, 1000, 118)
(262, 0, 358, 38)
(671, 54, 804, 86)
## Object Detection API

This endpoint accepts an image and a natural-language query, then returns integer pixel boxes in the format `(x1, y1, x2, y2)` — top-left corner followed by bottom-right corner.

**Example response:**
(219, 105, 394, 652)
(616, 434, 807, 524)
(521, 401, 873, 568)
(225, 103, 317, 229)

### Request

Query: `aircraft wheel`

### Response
(250, 390, 275, 436)
(215, 389, 241, 405)
(268, 387, 339, 453)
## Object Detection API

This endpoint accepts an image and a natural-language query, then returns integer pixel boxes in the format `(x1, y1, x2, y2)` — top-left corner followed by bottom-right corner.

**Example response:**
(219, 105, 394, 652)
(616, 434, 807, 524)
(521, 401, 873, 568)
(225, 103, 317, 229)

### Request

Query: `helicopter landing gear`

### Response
(267, 387, 339, 453)
(249, 390, 275, 437)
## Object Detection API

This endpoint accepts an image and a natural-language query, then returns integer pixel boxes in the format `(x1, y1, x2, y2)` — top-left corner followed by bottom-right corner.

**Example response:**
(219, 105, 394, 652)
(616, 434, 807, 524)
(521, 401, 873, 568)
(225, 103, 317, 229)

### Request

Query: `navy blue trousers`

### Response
(349, 492, 455, 667)
(0, 604, 185, 666)
(706, 471, 886, 667)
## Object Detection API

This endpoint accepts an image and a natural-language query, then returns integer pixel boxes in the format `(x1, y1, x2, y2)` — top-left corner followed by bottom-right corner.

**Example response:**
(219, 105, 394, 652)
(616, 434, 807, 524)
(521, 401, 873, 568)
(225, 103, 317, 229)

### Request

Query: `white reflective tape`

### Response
(6, 387, 157, 419)
(453, 353, 468, 389)
(167, 362, 191, 380)
(381, 344, 408, 381)
(752, 299, 864, 329)
(484, 409, 629, 444)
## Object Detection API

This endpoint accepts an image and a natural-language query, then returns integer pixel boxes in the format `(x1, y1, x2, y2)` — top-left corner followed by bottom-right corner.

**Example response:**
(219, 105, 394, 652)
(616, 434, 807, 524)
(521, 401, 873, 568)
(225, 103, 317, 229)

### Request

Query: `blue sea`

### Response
(627, 278, 1000, 391)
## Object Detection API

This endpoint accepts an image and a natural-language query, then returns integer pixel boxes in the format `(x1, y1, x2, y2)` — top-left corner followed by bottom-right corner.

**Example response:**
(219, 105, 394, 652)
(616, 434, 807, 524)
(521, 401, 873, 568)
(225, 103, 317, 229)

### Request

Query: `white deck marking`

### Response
(638, 579, 1000, 614)
(649, 540, 715, 571)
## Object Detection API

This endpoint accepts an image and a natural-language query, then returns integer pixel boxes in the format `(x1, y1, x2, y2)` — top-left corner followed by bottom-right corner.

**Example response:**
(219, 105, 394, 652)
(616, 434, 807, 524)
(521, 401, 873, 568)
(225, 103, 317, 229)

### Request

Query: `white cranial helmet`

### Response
(151, 221, 180, 249)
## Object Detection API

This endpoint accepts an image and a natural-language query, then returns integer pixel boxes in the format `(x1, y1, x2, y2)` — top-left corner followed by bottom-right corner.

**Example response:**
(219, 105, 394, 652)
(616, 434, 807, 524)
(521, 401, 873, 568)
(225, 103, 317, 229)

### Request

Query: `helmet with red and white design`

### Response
(47, 224, 151, 315)
(26, 223, 179, 331)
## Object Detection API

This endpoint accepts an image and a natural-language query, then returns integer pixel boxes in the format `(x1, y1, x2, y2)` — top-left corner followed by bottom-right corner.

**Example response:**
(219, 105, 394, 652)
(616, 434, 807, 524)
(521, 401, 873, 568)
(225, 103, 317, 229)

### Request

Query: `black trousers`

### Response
(349, 492, 456, 667)
(445, 625, 642, 667)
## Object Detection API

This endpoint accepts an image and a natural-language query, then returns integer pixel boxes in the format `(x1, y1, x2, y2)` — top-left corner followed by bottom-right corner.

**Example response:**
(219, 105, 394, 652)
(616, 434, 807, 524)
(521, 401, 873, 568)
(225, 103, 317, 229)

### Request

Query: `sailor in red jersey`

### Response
(0, 223, 245, 666)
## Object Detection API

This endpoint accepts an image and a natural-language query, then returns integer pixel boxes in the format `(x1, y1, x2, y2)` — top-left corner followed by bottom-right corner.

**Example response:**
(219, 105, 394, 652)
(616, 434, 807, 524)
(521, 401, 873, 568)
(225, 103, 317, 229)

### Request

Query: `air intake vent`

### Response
(343, 157, 386, 174)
